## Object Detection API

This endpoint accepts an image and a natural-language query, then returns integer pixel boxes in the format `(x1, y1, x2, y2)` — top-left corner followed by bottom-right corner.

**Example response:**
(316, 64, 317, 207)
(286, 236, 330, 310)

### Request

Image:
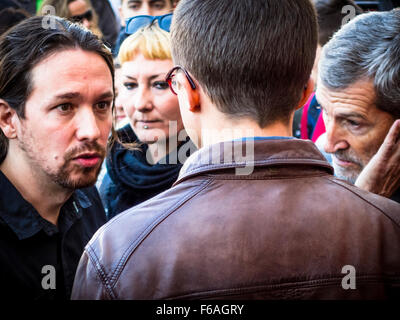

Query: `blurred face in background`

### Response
(114, 67, 129, 129)
(119, 53, 183, 145)
(120, 0, 174, 26)
(68, 0, 93, 30)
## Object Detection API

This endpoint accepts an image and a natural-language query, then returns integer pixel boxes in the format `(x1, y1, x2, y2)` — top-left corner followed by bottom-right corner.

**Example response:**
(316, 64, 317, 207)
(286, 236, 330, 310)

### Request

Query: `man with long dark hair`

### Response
(0, 16, 114, 299)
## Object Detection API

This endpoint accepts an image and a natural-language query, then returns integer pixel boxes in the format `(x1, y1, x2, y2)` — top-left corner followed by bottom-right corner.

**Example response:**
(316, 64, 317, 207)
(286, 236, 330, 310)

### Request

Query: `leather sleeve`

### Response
(71, 250, 110, 300)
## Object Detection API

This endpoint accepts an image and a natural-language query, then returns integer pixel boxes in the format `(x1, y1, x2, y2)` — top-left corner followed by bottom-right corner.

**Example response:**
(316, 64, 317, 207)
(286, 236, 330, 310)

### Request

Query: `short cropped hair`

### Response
(319, 9, 400, 119)
(118, 23, 171, 63)
(171, 0, 318, 127)
(0, 16, 114, 163)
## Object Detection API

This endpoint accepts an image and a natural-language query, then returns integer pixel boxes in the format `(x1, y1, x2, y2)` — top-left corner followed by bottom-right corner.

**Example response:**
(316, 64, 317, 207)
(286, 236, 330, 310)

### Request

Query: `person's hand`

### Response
(355, 119, 400, 198)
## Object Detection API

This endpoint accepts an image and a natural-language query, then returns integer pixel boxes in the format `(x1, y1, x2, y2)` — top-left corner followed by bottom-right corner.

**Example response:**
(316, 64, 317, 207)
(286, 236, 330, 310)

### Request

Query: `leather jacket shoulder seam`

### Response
(323, 177, 400, 227)
(85, 245, 117, 299)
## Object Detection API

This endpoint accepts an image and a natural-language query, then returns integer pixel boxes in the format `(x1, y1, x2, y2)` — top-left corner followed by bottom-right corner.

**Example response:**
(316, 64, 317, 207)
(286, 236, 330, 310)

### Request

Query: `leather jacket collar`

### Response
(176, 138, 333, 184)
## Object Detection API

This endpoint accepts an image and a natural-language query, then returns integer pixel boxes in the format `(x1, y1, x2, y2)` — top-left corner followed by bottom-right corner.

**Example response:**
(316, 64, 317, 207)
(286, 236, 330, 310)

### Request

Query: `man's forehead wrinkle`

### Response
(326, 84, 375, 102)
(317, 82, 377, 114)
(31, 49, 112, 78)
(28, 62, 113, 104)
(326, 94, 376, 111)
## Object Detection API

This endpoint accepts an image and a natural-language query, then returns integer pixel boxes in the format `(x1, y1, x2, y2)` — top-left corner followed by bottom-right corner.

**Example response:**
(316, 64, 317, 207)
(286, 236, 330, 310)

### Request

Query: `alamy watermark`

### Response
(41, 5, 57, 30)
(342, 5, 357, 26)
(341, 265, 356, 290)
(41, 265, 56, 290)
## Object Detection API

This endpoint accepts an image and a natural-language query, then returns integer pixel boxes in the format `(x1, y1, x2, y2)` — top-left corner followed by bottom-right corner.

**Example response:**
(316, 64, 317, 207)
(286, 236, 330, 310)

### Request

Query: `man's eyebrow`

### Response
(53, 91, 114, 100)
(55, 92, 80, 100)
(336, 112, 366, 120)
(97, 91, 114, 100)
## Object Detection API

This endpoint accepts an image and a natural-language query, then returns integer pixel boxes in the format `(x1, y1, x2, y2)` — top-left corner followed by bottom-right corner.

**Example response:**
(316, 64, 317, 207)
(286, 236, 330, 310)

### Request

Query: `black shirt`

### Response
(391, 188, 400, 204)
(0, 170, 107, 300)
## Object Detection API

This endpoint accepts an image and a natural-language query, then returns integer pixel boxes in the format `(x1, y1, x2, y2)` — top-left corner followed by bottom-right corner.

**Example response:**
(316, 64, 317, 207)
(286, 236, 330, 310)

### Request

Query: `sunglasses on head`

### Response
(70, 9, 93, 23)
(125, 13, 172, 35)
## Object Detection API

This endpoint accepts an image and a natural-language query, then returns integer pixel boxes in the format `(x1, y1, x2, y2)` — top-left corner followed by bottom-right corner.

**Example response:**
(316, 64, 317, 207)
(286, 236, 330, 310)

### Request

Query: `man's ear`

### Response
(295, 77, 315, 110)
(177, 72, 200, 113)
(0, 99, 18, 139)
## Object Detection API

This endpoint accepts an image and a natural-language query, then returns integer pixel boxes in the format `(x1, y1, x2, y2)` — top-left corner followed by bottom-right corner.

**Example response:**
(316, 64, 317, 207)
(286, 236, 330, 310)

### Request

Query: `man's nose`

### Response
(323, 120, 349, 154)
(75, 107, 101, 141)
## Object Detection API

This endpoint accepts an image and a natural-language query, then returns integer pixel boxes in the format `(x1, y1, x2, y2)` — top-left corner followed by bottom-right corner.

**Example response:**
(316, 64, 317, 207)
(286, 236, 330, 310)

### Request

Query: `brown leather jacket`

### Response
(72, 139, 400, 299)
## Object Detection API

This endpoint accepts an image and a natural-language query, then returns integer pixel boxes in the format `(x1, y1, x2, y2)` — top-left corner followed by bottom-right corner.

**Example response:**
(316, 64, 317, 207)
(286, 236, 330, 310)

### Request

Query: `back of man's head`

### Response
(171, 0, 318, 127)
(319, 9, 400, 119)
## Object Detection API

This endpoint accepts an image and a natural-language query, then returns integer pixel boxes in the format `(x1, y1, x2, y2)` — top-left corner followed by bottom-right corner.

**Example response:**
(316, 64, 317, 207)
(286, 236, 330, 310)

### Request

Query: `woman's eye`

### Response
(153, 81, 169, 90)
(124, 82, 137, 90)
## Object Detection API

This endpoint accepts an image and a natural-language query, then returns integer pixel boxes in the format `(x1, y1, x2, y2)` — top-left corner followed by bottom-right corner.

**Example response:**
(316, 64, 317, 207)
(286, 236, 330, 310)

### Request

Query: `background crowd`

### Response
(0, 0, 400, 300)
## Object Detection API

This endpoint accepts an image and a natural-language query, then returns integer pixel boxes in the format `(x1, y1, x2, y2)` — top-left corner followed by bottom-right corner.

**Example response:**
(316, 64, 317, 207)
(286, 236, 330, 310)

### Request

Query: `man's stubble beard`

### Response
(332, 162, 359, 184)
(332, 146, 377, 185)
(18, 129, 105, 190)
(50, 160, 104, 190)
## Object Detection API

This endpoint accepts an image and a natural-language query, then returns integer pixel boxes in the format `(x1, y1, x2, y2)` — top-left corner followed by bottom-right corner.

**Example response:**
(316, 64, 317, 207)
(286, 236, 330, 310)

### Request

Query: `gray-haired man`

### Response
(316, 9, 400, 202)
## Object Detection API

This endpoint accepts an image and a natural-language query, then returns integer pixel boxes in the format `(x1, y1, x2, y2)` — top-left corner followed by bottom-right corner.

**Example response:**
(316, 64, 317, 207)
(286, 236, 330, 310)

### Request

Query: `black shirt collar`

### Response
(0, 170, 92, 240)
(391, 187, 400, 204)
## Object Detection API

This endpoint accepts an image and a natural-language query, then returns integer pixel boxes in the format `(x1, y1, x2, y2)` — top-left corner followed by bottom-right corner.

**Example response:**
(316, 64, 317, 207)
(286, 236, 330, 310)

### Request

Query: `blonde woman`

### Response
(99, 17, 195, 219)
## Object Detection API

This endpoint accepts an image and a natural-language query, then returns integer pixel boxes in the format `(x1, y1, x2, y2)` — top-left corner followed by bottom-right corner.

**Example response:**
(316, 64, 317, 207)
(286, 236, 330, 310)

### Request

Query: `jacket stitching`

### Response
(323, 177, 400, 227)
(164, 274, 400, 300)
(207, 172, 330, 180)
(85, 245, 117, 299)
(185, 158, 331, 173)
(108, 179, 213, 289)
(178, 159, 332, 183)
